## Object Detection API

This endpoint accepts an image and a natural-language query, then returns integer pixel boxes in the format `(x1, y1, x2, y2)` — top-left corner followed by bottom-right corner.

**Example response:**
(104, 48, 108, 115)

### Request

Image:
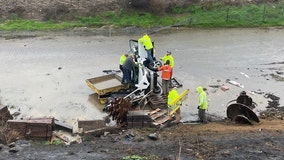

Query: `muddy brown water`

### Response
(0, 28, 283, 127)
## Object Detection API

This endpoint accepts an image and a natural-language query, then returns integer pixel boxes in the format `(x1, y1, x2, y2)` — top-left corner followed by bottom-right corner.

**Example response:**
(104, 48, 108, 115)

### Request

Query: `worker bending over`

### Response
(168, 87, 181, 123)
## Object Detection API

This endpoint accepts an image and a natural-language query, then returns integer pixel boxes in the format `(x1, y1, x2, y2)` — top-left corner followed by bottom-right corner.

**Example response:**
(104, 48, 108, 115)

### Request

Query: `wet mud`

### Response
(0, 28, 284, 159)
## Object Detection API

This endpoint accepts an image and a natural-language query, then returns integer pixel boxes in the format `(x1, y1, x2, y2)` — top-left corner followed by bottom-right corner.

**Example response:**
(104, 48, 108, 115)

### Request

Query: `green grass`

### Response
(1, 2, 284, 31)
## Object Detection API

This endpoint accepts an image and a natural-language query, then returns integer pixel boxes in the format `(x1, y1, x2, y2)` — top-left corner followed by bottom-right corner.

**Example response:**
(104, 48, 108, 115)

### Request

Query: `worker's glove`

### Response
(197, 106, 200, 109)
(139, 64, 143, 68)
(152, 68, 158, 72)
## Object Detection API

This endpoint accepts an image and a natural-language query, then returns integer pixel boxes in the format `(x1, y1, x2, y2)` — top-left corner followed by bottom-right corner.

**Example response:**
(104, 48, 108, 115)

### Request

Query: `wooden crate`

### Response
(78, 120, 106, 132)
(127, 111, 153, 128)
(7, 117, 55, 140)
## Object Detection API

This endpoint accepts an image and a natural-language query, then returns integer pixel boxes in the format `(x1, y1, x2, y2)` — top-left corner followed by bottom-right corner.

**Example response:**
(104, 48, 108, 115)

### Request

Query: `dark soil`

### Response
(1, 116, 283, 160)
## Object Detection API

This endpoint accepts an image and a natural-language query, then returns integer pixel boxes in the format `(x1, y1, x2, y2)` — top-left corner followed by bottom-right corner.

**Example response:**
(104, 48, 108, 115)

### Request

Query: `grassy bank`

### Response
(1, 2, 284, 31)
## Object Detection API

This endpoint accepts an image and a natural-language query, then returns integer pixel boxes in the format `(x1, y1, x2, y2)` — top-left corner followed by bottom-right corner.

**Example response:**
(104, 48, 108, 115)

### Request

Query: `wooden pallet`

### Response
(148, 108, 171, 126)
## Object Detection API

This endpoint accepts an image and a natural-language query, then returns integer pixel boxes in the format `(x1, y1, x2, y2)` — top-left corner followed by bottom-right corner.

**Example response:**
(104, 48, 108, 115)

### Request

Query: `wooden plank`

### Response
(78, 120, 106, 132)
(53, 131, 69, 142)
(148, 108, 161, 116)
(153, 116, 171, 126)
(55, 119, 73, 132)
(150, 110, 167, 120)
(84, 126, 121, 136)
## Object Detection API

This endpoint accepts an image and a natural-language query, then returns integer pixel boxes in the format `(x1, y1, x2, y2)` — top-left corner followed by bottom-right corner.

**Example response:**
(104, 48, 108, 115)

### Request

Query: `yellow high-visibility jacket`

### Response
(119, 54, 127, 65)
(196, 86, 208, 110)
(161, 55, 175, 67)
(138, 34, 153, 50)
(168, 89, 181, 106)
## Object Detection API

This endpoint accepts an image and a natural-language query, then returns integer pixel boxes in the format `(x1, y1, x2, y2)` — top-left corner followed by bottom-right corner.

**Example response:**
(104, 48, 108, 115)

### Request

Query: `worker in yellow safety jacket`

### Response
(196, 86, 208, 123)
(119, 53, 128, 72)
(168, 87, 181, 123)
(160, 51, 175, 68)
(138, 33, 154, 63)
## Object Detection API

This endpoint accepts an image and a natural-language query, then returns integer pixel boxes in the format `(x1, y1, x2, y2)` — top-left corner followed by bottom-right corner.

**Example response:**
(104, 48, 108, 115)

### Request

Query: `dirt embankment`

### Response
(0, 0, 279, 21)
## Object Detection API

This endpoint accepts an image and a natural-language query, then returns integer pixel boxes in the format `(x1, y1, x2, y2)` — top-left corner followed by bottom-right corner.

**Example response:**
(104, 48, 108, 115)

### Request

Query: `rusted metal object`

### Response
(234, 115, 253, 125)
(227, 103, 260, 124)
(0, 105, 13, 122)
(106, 97, 132, 126)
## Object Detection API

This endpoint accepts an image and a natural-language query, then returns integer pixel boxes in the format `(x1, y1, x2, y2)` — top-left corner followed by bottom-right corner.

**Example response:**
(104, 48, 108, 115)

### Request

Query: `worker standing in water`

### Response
(196, 86, 208, 124)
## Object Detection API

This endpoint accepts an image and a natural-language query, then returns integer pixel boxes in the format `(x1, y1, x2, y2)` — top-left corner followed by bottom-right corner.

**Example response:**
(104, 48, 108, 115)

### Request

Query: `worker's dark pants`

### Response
(146, 49, 154, 63)
(198, 109, 207, 123)
(162, 79, 170, 95)
(122, 68, 131, 84)
(121, 65, 125, 83)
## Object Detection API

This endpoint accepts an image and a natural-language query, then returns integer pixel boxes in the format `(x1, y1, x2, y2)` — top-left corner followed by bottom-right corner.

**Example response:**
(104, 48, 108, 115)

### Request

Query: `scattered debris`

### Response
(170, 77, 183, 88)
(220, 85, 229, 91)
(259, 108, 284, 120)
(208, 85, 221, 88)
(240, 72, 250, 78)
(276, 71, 284, 75)
(226, 79, 244, 88)
(52, 131, 69, 142)
(264, 61, 284, 65)
(102, 70, 121, 74)
(83, 126, 121, 137)
(264, 93, 281, 109)
(54, 119, 73, 133)
(270, 74, 284, 81)
(148, 132, 159, 140)
(0, 105, 13, 122)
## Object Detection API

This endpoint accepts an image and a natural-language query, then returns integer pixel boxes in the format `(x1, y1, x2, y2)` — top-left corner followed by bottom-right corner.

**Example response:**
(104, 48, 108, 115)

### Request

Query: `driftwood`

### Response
(84, 126, 121, 137)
